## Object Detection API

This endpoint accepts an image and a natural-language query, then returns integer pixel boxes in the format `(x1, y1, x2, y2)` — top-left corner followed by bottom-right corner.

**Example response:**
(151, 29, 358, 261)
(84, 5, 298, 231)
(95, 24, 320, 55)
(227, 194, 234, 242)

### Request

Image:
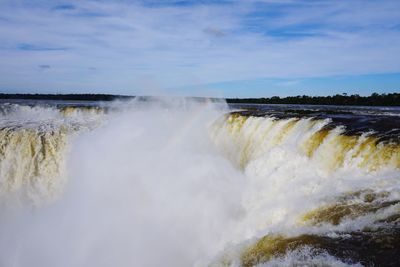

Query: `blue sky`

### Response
(0, 0, 399, 97)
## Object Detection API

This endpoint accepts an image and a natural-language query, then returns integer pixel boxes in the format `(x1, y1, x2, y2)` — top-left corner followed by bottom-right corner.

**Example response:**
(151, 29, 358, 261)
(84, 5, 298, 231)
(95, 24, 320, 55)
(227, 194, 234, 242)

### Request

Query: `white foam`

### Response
(0, 99, 247, 267)
(0, 100, 399, 266)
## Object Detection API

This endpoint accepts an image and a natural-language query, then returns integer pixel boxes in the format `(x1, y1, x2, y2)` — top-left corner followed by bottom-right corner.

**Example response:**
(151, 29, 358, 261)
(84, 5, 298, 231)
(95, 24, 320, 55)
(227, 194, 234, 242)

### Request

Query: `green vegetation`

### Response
(0, 93, 133, 101)
(227, 93, 400, 106)
(0, 92, 399, 106)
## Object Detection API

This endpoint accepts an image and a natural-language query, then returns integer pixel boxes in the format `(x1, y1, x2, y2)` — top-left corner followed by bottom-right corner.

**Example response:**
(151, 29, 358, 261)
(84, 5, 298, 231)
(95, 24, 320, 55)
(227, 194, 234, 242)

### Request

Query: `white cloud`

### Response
(0, 0, 399, 95)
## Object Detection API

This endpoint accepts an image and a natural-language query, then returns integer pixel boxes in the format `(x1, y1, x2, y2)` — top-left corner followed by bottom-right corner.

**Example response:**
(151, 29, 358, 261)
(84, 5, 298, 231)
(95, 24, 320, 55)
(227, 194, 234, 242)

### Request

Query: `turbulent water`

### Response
(0, 99, 399, 267)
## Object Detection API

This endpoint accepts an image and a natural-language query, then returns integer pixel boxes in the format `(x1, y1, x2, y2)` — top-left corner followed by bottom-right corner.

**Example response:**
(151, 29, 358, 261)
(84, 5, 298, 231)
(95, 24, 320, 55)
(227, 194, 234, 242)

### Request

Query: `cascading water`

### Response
(0, 99, 399, 267)
(210, 110, 400, 266)
(0, 104, 105, 206)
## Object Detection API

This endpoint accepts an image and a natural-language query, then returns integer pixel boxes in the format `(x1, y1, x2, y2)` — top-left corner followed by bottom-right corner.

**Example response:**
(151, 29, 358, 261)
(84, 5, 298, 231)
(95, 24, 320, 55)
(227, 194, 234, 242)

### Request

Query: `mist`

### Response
(1, 99, 399, 267)
(0, 99, 246, 267)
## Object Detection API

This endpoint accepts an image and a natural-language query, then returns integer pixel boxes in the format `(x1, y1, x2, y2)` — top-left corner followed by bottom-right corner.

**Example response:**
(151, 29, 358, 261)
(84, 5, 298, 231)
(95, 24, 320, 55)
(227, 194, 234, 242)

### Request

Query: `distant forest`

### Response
(0, 93, 132, 101)
(0, 92, 399, 106)
(227, 93, 400, 106)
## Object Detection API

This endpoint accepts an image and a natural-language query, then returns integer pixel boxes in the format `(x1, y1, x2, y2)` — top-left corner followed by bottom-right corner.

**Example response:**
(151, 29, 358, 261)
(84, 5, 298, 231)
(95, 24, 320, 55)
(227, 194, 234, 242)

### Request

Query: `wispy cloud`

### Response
(17, 43, 68, 51)
(38, 64, 51, 69)
(0, 0, 399, 95)
(52, 4, 76, 11)
(203, 27, 226, 37)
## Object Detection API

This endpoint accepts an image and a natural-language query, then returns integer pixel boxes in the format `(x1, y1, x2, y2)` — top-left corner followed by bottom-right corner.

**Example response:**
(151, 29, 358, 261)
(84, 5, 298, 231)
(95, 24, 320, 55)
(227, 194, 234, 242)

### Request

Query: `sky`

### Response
(0, 0, 399, 97)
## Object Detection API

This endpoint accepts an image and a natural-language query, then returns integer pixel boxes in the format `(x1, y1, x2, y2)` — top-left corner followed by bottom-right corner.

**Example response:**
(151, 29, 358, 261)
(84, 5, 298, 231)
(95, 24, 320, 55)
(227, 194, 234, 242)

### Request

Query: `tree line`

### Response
(0, 92, 398, 106)
(0, 93, 133, 101)
(226, 93, 400, 106)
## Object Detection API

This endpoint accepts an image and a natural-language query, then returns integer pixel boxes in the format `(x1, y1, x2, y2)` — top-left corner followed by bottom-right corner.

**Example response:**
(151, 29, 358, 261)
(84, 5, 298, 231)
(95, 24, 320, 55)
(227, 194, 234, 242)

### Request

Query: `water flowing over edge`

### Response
(210, 112, 399, 266)
(0, 99, 399, 267)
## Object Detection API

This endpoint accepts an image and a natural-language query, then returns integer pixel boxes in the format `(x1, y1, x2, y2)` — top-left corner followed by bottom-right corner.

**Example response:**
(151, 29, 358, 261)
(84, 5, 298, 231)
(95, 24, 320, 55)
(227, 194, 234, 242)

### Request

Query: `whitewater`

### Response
(0, 98, 399, 267)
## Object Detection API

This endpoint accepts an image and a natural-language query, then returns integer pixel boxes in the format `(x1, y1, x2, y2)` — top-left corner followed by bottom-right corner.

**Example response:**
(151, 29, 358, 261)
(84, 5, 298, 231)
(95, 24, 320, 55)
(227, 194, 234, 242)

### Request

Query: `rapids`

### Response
(0, 99, 399, 267)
